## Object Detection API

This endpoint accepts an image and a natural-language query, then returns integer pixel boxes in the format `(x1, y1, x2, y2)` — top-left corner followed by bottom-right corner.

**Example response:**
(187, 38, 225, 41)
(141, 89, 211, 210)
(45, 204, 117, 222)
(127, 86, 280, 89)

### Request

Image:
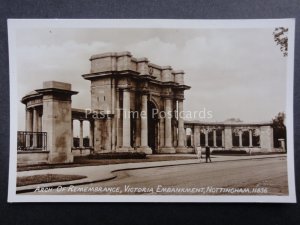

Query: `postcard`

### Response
(7, 19, 296, 202)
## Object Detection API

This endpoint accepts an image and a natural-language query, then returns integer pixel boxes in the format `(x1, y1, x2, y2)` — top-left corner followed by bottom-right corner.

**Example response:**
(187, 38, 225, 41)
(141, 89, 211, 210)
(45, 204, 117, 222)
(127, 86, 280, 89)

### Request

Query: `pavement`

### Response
(16, 154, 286, 193)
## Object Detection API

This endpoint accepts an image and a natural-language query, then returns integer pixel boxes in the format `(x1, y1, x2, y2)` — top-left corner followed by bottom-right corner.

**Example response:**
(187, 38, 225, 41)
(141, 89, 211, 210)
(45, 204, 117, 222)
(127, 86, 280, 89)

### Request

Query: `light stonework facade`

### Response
(18, 52, 277, 164)
(184, 120, 274, 153)
(82, 52, 190, 154)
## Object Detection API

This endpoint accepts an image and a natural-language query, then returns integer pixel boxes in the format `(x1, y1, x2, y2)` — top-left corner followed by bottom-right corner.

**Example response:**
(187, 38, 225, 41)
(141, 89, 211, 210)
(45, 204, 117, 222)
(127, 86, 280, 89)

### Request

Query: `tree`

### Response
(272, 112, 287, 149)
(273, 27, 288, 57)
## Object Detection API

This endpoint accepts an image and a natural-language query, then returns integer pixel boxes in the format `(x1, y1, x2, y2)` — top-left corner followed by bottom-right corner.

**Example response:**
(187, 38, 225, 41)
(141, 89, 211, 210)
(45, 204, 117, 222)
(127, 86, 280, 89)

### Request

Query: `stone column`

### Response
(159, 117, 165, 148)
(37, 81, 77, 164)
(138, 94, 152, 154)
(249, 129, 253, 147)
(177, 100, 185, 148)
(278, 139, 286, 152)
(104, 116, 112, 151)
(224, 126, 232, 149)
(238, 130, 243, 147)
(89, 120, 94, 147)
(222, 129, 225, 147)
(71, 119, 74, 148)
(213, 129, 217, 147)
(165, 98, 172, 147)
(26, 108, 33, 132)
(194, 126, 200, 151)
(205, 130, 208, 146)
(79, 120, 84, 148)
(94, 119, 102, 152)
(184, 128, 187, 146)
(38, 113, 42, 132)
(190, 128, 194, 147)
(173, 122, 178, 147)
(161, 98, 175, 153)
(260, 125, 274, 151)
(199, 129, 201, 146)
(119, 89, 133, 151)
(116, 89, 122, 148)
(25, 109, 33, 148)
(32, 108, 38, 148)
(176, 99, 188, 153)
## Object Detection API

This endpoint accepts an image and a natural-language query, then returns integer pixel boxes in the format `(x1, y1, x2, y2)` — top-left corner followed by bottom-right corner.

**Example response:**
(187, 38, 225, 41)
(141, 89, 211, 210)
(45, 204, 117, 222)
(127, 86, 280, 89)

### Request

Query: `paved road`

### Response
(29, 157, 288, 196)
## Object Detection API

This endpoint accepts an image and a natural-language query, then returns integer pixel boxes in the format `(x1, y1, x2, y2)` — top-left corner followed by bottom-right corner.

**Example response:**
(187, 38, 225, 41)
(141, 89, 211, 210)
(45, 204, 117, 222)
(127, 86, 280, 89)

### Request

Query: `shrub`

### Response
(88, 152, 147, 159)
(211, 150, 247, 155)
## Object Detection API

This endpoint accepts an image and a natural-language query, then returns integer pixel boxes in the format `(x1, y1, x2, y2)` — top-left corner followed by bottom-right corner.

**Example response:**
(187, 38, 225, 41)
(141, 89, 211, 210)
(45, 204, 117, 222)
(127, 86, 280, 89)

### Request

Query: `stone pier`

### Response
(36, 81, 78, 164)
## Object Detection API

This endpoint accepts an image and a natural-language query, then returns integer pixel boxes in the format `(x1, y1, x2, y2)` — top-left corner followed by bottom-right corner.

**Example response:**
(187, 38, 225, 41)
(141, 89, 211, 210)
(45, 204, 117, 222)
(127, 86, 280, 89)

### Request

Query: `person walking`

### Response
(196, 147, 202, 162)
(205, 145, 212, 163)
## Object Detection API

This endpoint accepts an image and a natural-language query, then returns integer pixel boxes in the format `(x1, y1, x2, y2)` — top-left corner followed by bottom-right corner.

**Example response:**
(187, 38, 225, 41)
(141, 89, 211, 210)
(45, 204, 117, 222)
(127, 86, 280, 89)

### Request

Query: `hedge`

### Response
(88, 152, 147, 159)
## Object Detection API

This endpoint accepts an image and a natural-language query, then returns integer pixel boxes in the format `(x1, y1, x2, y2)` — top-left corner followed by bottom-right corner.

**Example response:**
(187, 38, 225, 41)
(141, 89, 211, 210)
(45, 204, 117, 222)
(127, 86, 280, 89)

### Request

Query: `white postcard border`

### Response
(7, 19, 296, 203)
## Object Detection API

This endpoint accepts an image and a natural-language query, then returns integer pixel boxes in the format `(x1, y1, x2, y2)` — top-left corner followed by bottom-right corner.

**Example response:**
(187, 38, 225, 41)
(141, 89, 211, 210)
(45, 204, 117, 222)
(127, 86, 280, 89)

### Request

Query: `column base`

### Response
(137, 146, 153, 154)
(160, 147, 176, 154)
(116, 147, 134, 152)
(48, 152, 74, 164)
(176, 147, 194, 153)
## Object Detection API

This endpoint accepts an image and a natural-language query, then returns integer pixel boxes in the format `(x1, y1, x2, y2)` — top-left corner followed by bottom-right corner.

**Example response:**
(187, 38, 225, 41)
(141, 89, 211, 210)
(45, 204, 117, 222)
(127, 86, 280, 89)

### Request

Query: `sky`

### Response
(14, 27, 288, 134)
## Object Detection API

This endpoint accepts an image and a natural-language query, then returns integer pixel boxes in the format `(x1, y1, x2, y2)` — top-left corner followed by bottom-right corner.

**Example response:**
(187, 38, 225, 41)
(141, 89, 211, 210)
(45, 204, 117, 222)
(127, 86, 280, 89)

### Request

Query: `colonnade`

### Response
(71, 119, 94, 149)
(25, 107, 43, 148)
(184, 125, 263, 150)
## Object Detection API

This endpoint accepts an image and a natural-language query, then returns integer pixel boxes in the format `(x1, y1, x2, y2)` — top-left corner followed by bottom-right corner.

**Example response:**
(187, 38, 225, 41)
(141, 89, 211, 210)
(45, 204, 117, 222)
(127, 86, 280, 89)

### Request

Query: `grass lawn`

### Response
(17, 155, 197, 172)
(17, 174, 87, 187)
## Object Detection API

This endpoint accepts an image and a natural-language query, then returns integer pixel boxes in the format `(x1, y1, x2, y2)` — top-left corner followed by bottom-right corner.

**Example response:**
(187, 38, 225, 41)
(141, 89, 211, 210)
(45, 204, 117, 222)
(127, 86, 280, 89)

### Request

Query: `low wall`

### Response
(194, 147, 277, 154)
(17, 151, 49, 165)
(71, 148, 92, 156)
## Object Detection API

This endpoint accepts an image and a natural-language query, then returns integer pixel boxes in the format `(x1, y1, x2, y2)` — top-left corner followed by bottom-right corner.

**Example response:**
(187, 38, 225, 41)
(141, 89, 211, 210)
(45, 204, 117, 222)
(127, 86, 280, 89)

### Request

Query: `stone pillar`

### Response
(38, 113, 42, 132)
(190, 129, 194, 147)
(94, 119, 102, 152)
(116, 89, 122, 148)
(177, 100, 185, 148)
(194, 126, 200, 151)
(79, 120, 84, 148)
(173, 120, 178, 147)
(278, 138, 286, 152)
(224, 126, 232, 149)
(104, 116, 112, 151)
(199, 128, 201, 147)
(25, 109, 33, 148)
(32, 107, 38, 148)
(213, 129, 217, 147)
(205, 130, 208, 146)
(89, 120, 94, 147)
(37, 81, 77, 164)
(221, 129, 225, 147)
(71, 119, 74, 148)
(184, 128, 187, 146)
(260, 125, 274, 151)
(119, 89, 133, 151)
(159, 117, 165, 149)
(238, 130, 243, 147)
(161, 98, 175, 153)
(26, 109, 33, 132)
(249, 129, 253, 147)
(111, 114, 116, 152)
(137, 94, 152, 154)
(239, 130, 243, 148)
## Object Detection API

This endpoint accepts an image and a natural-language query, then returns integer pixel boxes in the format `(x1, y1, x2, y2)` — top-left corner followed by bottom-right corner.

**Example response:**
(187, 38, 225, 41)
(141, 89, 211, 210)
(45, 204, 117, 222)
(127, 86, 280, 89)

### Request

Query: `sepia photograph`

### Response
(7, 19, 296, 202)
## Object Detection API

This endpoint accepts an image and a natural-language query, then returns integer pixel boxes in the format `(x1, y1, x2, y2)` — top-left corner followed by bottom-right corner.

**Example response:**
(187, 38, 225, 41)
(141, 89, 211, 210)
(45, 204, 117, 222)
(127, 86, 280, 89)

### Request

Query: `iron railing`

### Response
(17, 131, 47, 151)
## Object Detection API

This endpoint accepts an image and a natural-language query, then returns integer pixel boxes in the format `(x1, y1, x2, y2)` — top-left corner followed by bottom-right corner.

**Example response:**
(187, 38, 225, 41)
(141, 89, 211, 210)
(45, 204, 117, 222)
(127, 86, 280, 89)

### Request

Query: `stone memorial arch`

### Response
(18, 51, 281, 165)
(82, 52, 191, 154)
